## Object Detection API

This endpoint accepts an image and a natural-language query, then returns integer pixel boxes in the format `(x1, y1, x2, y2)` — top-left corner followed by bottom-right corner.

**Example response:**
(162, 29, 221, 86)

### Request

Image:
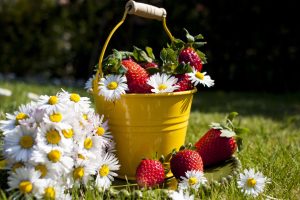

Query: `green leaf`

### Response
(194, 34, 204, 40)
(117, 65, 127, 74)
(236, 136, 243, 151)
(171, 38, 185, 50)
(227, 112, 239, 122)
(184, 28, 195, 43)
(210, 122, 223, 130)
(234, 127, 250, 135)
(146, 67, 160, 75)
(160, 48, 177, 64)
(159, 155, 165, 163)
(175, 63, 193, 74)
(118, 51, 133, 59)
(196, 50, 208, 64)
(162, 63, 178, 74)
(160, 48, 168, 63)
(193, 42, 207, 48)
(145, 46, 155, 59)
(133, 46, 153, 63)
(220, 129, 236, 138)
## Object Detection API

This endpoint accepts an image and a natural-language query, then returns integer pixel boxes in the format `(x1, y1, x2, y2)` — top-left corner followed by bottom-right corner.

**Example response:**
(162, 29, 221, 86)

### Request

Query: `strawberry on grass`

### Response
(170, 148, 203, 180)
(135, 159, 165, 188)
(195, 112, 249, 167)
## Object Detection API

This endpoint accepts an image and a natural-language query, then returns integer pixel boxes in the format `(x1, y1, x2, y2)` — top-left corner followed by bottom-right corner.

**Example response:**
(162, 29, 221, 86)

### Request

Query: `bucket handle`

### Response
(94, 0, 174, 94)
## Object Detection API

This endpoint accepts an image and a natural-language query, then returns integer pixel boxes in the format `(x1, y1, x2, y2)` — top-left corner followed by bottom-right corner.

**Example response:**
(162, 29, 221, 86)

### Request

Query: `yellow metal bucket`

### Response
(93, 1, 196, 180)
(93, 89, 196, 179)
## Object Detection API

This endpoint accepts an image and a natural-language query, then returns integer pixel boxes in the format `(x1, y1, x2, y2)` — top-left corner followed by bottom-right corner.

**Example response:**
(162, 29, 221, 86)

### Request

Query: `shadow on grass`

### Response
(192, 91, 300, 124)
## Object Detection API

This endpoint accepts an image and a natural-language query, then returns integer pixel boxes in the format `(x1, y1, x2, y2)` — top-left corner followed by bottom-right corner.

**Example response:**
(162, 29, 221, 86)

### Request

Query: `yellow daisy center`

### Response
(96, 127, 105, 136)
(19, 135, 34, 149)
(195, 72, 204, 80)
(19, 181, 32, 194)
(188, 177, 198, 186)
(247, 178, 257, 187)
(35, 164, 48, 178)
(73, 167, 85, 180)
(46, 130, 61, 145)
(158, 84, 167, 91)
(78, 154, 85, 160)
(49, 113, 62, 122)
(15, 112, 28, 122)
(84, 138, 93, 150)
(70, 93, 80, 103)
(44, 187, 56, 199)
(99, 164, 110, 177)
(83, 114, 88, 120)
(107, 81, 118, 90)
(62, 129, 73, 138)
(47, 150, 61, 163)
(48, 96, 58, 105)
(12, 162, 24, 172)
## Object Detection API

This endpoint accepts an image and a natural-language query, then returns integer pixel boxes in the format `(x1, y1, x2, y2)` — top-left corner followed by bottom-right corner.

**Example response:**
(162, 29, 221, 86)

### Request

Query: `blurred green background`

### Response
(0, 0, 298, 92)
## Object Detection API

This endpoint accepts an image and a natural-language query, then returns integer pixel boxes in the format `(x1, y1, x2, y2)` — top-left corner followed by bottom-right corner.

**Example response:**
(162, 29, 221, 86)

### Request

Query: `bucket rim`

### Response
(94, 88, 197, 98)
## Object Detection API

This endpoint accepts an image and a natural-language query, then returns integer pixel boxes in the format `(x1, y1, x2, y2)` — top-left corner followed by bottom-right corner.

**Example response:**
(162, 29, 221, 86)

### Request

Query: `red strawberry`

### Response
(121, 59, 151, 93)
(174, 74, 193, 92)
(135, 159, 165, 188)
(195, 129, 237, 167)
(179, 47, 203, 71)
(141, 62, 158, 69)
(170, 149, 203, 180)
(195, 112, 244, 167)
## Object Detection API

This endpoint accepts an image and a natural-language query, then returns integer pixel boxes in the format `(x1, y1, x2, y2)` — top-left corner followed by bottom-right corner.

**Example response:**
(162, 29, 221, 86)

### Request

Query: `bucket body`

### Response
(93, 89, 196, 180)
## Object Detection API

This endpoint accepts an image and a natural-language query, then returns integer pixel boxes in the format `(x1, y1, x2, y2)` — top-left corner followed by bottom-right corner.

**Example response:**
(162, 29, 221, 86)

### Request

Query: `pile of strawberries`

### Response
(135, 112, 247, 188)
(101, 29, 208, 93)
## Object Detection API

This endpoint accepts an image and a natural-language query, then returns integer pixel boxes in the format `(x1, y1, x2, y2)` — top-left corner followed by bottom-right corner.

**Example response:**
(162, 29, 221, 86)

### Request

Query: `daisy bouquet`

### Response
(86, 29, 214, 101)
(0, 90, 120, 199)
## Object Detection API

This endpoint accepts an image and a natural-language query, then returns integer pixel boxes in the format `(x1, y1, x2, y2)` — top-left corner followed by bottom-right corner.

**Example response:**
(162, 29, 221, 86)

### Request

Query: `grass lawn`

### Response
(0, 80, 300, 199)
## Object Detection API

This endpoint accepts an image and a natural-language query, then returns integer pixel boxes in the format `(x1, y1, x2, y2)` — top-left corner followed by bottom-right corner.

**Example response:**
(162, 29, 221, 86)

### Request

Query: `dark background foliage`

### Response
(0, 0, 298, 92)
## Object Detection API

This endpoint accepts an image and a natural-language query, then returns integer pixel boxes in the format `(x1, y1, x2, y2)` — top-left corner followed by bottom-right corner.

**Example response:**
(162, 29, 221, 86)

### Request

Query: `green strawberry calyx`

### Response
(210, 112, 249, 138)
(209, 112, 250, 151)
(209, 122, 236, 138)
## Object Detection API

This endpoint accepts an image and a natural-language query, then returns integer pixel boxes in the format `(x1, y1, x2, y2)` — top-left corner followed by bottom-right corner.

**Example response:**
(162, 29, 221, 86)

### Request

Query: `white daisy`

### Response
(37, 95, 66, 114)
(30, 146, 74, 175)
(147, 73, 179, 93)
(85, 75, 95, 93)
(0, 102, 36, 133)
(78, 108, 97, 130)
(42, 110, 72, 130)
(237, 168, 270, 197)
(178, 170, 207, 190)
(71, 159, 98, 185)
(98, 74, 128, 101)
(4, 125, 36, 162)
(34, 179, 67, 200)
(72, 144, 98, 162)
(95, 153, 120, 190)
(105, 140, 116, 153)
(77, 134, 106, 155)
(169, 190, 194, 200)
(7, 167, 41, 196)
(6, 160, 26, 172)
(58, 90, 91, 113)
(188, 68, 214, 87)
(36, 123, 73, 150)
(88, 113, 112, 141)
(32, 162, 57, 179)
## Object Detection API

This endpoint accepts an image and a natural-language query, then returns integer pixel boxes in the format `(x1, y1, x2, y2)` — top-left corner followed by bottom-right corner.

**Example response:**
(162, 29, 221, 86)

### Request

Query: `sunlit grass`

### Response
(0, 81, 299, 199)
